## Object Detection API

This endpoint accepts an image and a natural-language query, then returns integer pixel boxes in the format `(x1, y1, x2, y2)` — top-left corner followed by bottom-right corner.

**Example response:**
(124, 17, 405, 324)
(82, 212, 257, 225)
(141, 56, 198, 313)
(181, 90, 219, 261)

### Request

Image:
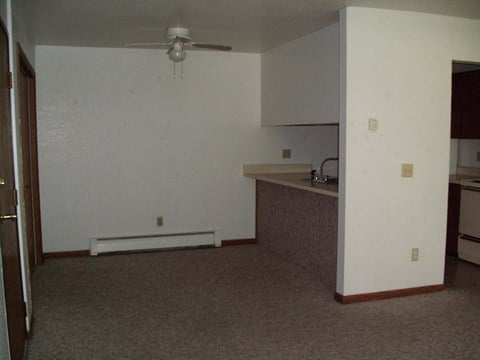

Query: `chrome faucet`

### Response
(320, 157, 338, 182)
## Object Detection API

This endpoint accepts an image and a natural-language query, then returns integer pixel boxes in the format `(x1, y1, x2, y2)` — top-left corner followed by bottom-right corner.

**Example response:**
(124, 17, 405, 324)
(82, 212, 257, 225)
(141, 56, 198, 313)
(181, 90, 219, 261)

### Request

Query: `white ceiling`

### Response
(19, 0, 480, 53)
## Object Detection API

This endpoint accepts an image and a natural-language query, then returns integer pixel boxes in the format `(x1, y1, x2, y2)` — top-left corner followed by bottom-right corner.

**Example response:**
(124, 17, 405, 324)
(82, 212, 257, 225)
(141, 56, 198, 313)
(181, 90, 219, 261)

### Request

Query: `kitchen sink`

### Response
(302, 178, 338, 184)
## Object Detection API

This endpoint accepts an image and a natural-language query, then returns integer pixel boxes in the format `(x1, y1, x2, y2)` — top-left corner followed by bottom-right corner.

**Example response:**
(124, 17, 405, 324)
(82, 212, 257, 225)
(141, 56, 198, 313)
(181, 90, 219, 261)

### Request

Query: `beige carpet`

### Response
(27, 246, 480, 359)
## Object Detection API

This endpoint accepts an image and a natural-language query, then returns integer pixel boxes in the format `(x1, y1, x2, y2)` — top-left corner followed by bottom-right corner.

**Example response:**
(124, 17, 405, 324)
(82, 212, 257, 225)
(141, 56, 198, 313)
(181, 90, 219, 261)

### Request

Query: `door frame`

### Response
(0, 20, 27, 360)
(17, 43, 43, 268)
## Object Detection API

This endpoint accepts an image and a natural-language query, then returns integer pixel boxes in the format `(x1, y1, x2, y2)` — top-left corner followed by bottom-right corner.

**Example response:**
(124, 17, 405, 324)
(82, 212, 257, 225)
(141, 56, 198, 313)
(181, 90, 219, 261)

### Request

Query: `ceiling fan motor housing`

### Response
(167, 27, 191, 41)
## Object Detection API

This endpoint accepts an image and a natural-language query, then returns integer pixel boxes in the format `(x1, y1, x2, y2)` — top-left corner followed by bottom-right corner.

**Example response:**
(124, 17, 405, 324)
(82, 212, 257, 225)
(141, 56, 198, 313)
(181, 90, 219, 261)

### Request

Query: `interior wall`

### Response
(11, 0, 33, 63)
(261, 23, 339, 125)
(36, 46, 338, 252)
(0, 0, 10, 357)
(338, 7, 480, 295)
(0, 0, 5, 21)
(311, 125, 339, 176)
(457, 139, 480, 167)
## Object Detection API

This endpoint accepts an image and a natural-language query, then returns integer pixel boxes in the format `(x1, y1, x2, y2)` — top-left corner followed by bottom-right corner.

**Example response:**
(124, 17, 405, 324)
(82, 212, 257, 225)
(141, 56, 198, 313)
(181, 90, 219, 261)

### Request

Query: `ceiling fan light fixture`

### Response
(168, 48, 187, 62)
(168, 42, 187, 63)
(124, 26, 231, 65)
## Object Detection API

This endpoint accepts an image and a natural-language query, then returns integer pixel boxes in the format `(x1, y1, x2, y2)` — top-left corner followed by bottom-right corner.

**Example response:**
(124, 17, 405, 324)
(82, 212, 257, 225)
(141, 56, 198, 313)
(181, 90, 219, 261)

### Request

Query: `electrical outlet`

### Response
(401, 163, 414, 178)
(411, 248, 419, 262)
(156, 217, 163, 227)
(282, 149, 291, 159)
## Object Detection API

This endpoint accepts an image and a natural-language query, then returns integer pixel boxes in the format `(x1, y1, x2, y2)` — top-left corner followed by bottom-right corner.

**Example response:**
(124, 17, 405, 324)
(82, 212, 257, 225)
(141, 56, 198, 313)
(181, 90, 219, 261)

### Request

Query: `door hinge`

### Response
(13, 189, 18, 206)
(7, 71, 12, 89)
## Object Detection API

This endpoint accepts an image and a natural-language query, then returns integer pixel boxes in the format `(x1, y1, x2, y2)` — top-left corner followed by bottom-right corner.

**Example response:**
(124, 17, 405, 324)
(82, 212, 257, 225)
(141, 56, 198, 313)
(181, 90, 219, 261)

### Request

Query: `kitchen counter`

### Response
(244, 164, 338, 198)
(246, 163, 338, 289)
(255, 176, 338, 290)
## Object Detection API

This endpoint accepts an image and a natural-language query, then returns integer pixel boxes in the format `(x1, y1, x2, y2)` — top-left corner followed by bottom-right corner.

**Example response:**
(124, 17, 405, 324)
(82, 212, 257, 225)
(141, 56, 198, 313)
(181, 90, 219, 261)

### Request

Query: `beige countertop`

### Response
(244, 164, 338, 198)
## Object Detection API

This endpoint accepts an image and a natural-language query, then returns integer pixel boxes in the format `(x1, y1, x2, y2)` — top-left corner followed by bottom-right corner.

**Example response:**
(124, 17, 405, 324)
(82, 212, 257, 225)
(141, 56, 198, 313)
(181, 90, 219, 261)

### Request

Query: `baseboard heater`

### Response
(90, 229, 221, 256)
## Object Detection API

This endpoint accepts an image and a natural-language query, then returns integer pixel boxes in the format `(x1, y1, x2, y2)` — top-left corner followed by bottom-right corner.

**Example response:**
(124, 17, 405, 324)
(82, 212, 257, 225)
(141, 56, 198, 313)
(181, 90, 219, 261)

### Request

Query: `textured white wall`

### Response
(12, 0, 33, 63)
(338, 8, 480, 295)
(0, 1, 10, 358)
(0, 0, 5, 22)
(261, 23, 339, 125)
(36, 46, 338, 252)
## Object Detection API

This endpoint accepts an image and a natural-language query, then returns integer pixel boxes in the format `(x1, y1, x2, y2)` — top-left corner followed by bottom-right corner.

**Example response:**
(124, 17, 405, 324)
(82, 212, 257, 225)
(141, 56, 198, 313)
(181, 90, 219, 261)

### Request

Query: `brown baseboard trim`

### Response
(43, 250, 90, 259)
(221, 238, 257, 246)
(334, 284, 445, 304)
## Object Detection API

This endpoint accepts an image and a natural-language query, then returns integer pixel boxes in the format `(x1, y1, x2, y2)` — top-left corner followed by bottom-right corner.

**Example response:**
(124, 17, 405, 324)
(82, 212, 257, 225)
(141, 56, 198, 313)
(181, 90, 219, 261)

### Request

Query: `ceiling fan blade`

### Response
(174, 36, 191, 44)
(191, 43, 232, 51)
(124, 42, 171, 48)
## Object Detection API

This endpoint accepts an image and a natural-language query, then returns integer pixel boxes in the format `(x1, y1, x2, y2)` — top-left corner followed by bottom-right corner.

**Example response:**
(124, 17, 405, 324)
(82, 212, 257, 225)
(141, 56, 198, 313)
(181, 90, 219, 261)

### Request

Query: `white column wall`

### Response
(0, 0, 10, 356)
(338, 7, 480, 295)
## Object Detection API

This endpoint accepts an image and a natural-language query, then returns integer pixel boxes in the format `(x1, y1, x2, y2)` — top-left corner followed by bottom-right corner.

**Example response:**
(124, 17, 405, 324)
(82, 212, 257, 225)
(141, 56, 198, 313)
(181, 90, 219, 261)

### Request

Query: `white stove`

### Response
(458, 179, 480, 265)
(460, 178, 480, 189)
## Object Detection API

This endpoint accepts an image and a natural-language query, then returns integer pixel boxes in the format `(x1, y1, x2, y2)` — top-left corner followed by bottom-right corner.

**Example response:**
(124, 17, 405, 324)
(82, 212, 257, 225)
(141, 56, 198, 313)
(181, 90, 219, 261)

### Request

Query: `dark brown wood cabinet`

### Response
(446, 182, 461, 256)
(451, 70, 480, 139)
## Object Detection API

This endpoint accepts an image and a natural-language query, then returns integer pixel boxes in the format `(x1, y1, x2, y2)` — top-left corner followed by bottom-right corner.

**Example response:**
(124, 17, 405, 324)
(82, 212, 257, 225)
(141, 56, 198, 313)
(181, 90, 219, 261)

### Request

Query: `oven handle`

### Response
(461, 186, 480, 192)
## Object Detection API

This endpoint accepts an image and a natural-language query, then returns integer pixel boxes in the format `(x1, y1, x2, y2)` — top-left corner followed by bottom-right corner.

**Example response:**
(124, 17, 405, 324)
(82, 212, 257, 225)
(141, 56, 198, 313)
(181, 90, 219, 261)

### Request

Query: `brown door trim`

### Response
(17, 43, 43, 268)
(1, 20, 27, 360)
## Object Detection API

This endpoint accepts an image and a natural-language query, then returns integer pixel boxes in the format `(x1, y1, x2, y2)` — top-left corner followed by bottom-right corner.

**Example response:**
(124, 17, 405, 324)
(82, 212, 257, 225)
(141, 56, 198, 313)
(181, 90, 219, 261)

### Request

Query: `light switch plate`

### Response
(411, 248, 419, 262)
(401, 163, 414, 178)
(368, 118, 378, 132)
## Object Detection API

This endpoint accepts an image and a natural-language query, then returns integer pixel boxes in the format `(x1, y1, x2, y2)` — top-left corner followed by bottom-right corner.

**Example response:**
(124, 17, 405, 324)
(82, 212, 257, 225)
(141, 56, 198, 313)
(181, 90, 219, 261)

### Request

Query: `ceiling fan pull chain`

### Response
(172, 61, 183, 79)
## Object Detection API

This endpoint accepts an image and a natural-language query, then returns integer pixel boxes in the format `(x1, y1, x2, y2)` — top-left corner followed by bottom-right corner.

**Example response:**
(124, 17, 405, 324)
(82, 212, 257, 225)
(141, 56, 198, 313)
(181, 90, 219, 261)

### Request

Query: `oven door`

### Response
(459, 186, 480, 238)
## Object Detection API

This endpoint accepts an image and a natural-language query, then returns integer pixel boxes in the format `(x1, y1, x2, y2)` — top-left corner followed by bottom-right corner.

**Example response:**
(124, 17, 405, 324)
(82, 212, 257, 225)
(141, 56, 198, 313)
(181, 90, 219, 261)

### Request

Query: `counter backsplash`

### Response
(456, 166, 480, 177)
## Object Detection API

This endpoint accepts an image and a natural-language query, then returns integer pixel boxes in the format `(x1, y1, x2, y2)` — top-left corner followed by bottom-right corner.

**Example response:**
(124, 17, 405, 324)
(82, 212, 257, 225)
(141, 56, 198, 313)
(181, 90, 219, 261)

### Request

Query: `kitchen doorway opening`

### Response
(446, 61, 480, 283)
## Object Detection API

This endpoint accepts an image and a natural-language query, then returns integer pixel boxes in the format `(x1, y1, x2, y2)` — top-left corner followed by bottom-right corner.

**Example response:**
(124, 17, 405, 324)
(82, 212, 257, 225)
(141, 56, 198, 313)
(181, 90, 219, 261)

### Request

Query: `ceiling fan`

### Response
(125, 27, 232, 63)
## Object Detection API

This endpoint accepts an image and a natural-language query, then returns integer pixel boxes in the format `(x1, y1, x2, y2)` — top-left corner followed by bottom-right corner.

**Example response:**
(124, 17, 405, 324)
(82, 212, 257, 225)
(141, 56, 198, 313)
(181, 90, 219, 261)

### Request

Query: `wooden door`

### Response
(18, 46, 43, 273)
(0, 24, 27, 360)
(18, 69, 34, 274)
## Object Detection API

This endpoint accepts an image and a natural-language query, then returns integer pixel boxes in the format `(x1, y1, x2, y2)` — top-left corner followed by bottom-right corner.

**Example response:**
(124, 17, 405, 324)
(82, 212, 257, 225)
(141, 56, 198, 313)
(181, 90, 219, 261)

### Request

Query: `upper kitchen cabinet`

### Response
(451, 70, 480, 139)
(261, 23, 339, 126)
